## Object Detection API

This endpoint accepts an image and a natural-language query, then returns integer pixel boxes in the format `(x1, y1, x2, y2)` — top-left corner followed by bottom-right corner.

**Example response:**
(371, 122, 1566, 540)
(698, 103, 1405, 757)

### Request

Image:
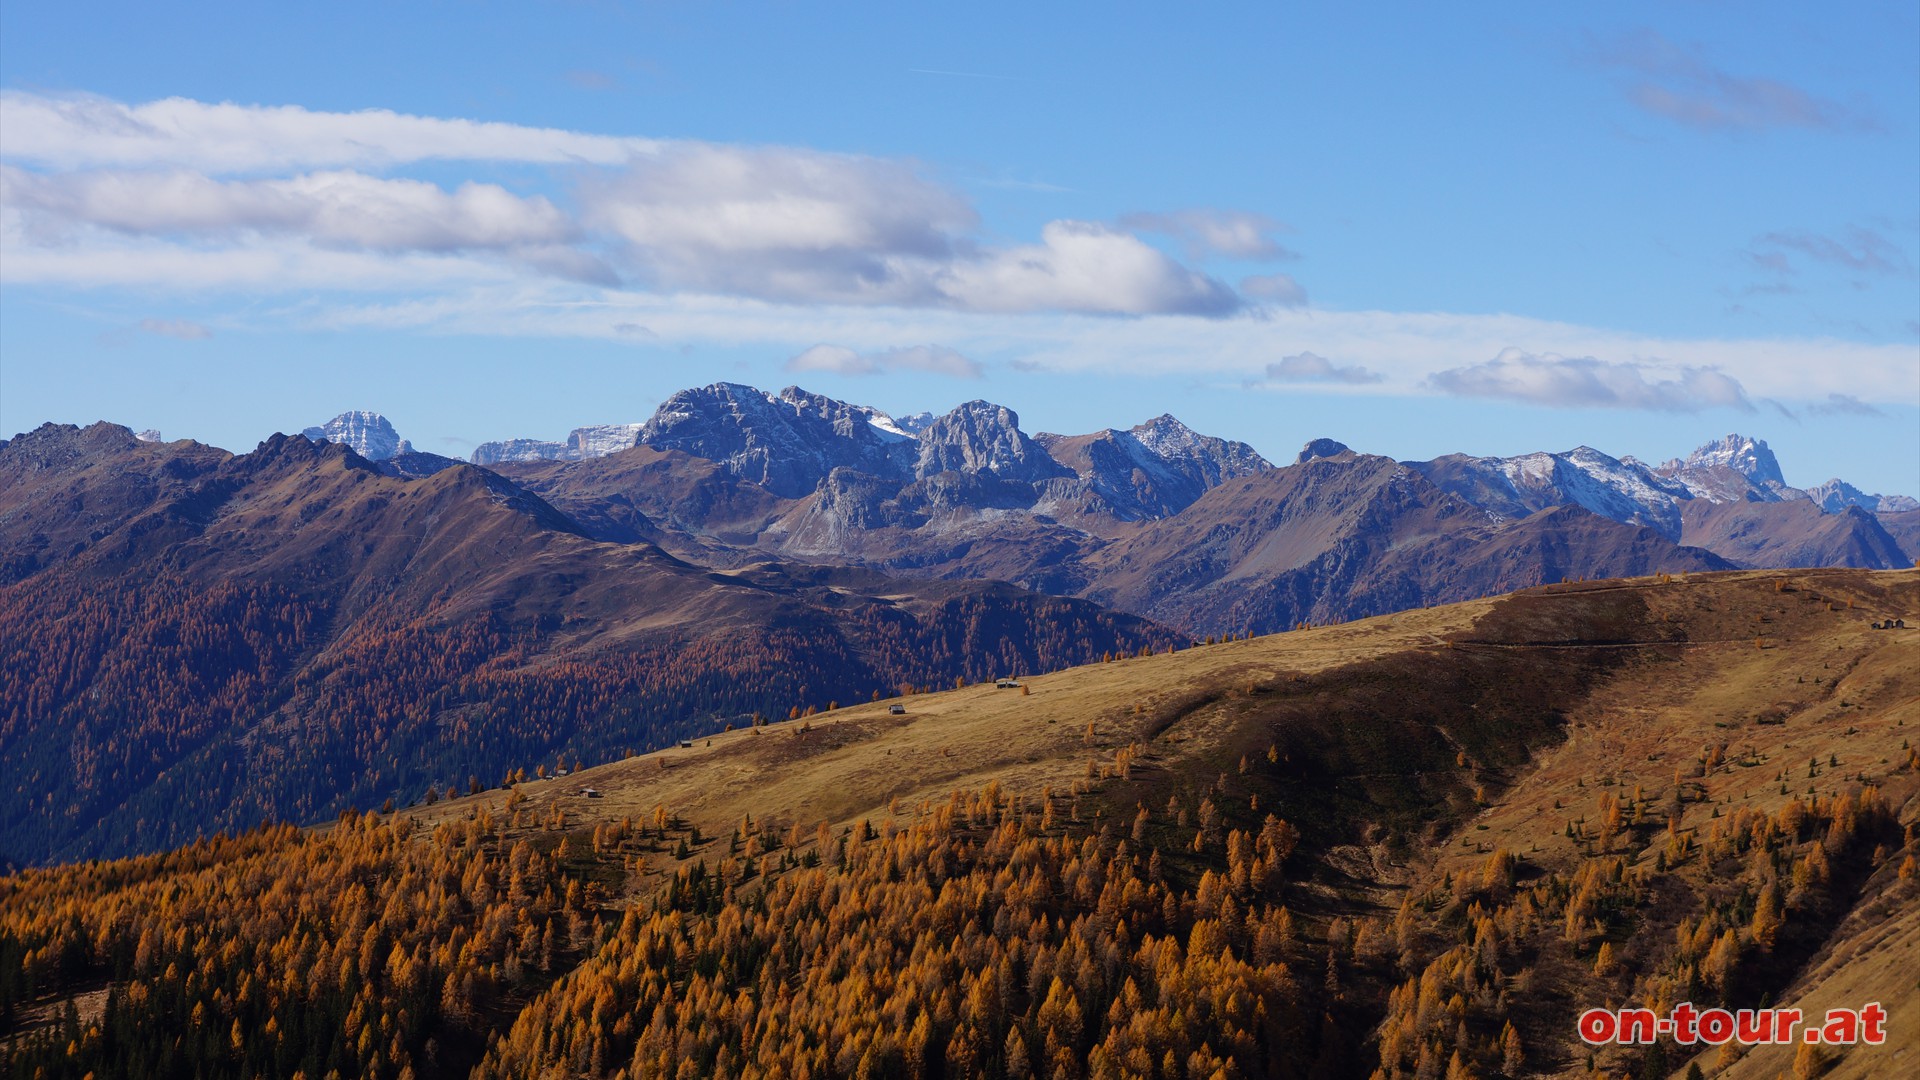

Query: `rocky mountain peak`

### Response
(775, 386, 916, 444)
(639, 383, 916, 497)
(1806, 478, 1920, 515)
(915, 400, 1071, 484)
(891, 411, 936, 436)
(302, 411, 410, 461)
(1130, 414, 1200, 452)
(472, 423, 642, 465)
(1673, 434, 1785, 487)
(1295, 438, 1351, 465)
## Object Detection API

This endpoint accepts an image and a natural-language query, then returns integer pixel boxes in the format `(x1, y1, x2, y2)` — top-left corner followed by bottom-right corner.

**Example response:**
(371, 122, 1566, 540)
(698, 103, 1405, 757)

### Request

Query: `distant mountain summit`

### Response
(302, 410, 410, 461)
(1806, 477, 1920, 515)
(472, 423, 643, 465)
(1668, 433, 1785, 487)
(1294, 438, 1350, 464)
(637, 383, 918, 498)
(916, 400, 1069, 485)
(1413, 445, 1696, 538)
(1037, 416, 1270, 522)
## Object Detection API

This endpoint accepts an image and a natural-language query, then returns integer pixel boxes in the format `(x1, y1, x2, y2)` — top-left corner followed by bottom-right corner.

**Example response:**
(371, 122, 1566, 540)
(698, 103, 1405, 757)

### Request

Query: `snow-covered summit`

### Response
(302, 411, 410, 461)
(1668, 434, 1786, 487)
(1412, 443, 1723, 538)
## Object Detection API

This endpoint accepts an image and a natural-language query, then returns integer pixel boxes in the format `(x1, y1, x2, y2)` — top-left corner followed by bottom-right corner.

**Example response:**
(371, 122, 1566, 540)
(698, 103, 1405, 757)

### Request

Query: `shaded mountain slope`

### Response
(1679, 497, 1910, 570)
(1033, 414, 1271, 531)
(1080, 453, 1731, 632)
(0, 424, 1173, 864)
(0, 422, 231, 583)
(1875, 508, 1920, 562)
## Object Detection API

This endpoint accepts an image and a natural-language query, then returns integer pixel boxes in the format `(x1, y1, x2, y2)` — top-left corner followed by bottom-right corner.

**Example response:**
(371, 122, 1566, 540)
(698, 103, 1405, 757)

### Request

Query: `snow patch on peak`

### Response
(890, 411, 936, 436)
(471, 423, 641, 465)
(1677, 434, 1785, 487)
(864, 415, 915, 442)
(1130, 414, 1201, 455)
(1448, 445, 1694, 538)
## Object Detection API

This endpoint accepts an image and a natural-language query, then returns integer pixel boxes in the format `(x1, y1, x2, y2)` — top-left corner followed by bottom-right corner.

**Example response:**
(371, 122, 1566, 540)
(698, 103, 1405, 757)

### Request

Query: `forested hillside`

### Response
(6, 569, 1913, 1078)
(0, 424, 1171, 865)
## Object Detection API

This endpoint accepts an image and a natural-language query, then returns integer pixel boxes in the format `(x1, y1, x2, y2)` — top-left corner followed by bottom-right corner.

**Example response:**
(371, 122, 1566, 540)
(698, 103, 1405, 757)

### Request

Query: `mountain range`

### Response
(87, 388, 1920, 639)
(431, 384, 1913, 631)
(4, 386, 1915, 863)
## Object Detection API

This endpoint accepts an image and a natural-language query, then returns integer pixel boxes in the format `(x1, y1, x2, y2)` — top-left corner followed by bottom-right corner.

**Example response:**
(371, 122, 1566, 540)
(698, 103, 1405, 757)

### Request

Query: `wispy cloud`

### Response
(1806, 392, 1884, 418)
(1751, 226, 1911, 276)
(1239, 273, 1308, 307)
(907, 68, 1018, 82)
(565, 70, 618, 92)
(1119, 209, 1295, 261)
(1260, 351, 1380, 385)
(0, 90, 661, 171)
(301, 287, 1916, 411)
(1586, 29, 1876, 133)
(4, 165, 580, 253)
(1426, 348, 1752, 412)
(137, 317, 212, 340)
(786, 343, 982, 378)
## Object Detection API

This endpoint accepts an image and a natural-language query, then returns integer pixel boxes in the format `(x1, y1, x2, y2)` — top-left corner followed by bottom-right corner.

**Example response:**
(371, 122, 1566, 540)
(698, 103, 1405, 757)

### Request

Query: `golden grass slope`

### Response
(418, 569, 1916, 858)
(410, 567, 1920, 1076)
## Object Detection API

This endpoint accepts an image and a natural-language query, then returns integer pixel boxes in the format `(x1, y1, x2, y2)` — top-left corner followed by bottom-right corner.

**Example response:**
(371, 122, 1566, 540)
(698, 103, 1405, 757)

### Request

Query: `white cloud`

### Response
(934, 221, 1240, 315)
(0, 91, 659, 172)
(1, 93, 1240, 316)
(1119, 209, 1293, 260)
(5, 89, 1912, 413)
(138, 317, 211, 340)
(579, 142, 972, 304)
(582, 156, 1238, 314)
(1239, 272, 1308, 306)
(1425, 348, 1752, 412)
(786, 343, 982, 378)
(301, 287, 1918, 409)
(1, 227, 518, 291)
(4, 166, 577, 253)
(1262, 351, 1380, 384)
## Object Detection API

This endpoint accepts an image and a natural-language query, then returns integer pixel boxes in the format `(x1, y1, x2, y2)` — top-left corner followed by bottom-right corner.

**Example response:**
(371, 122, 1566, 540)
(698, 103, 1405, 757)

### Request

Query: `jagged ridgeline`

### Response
(453, 387, 1913, 634)
(0, 423, 1174, 865)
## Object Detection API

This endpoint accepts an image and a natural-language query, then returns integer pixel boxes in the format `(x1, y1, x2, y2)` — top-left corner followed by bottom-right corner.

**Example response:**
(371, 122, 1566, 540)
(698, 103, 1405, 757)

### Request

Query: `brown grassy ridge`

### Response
(400, 567, 1918, 1076)
(10, 567, 1914, 1079)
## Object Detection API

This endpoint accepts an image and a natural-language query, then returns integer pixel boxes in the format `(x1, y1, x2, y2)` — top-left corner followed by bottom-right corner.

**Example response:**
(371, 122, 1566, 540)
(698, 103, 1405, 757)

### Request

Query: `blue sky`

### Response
(2, 1, 1916, 493)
